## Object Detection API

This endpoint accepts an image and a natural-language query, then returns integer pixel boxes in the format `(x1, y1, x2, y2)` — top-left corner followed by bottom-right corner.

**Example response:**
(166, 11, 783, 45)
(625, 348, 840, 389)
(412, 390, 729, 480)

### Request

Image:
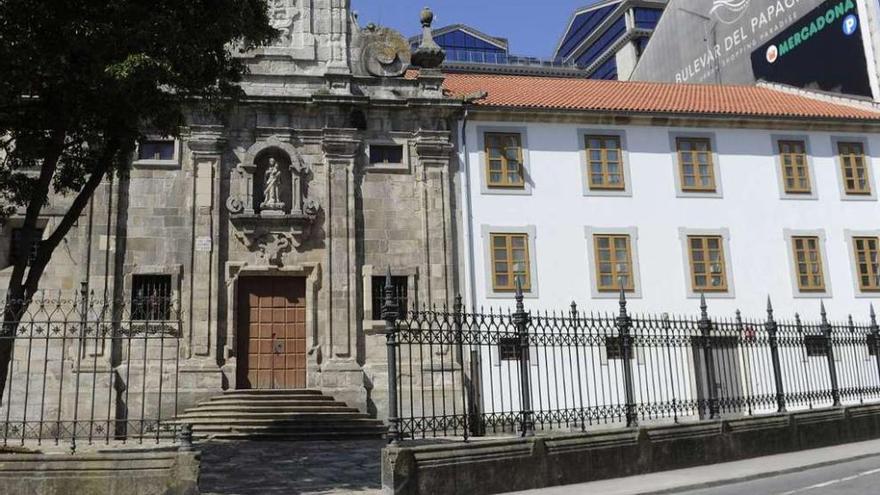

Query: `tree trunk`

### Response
(0, 134, 117, 403)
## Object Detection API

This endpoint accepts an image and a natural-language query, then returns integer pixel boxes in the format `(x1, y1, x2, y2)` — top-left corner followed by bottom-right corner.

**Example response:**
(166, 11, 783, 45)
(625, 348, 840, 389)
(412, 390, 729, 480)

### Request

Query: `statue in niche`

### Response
(261, 157, 285, 213)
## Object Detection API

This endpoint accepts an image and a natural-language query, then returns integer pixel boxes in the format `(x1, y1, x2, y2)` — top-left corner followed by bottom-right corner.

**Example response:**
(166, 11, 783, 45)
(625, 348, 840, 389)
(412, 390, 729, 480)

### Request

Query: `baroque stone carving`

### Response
(228, 139, 321, 264)
(411, 8, 445, 69)
(260, 157, 284, 212)
(360, 24, 411, 77)
(269, 0, 300, 47)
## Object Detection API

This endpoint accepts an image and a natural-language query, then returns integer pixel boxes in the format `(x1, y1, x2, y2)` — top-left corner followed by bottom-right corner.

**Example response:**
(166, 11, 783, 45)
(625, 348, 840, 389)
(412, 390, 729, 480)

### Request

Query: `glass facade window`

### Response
(558, 5, 617, 60)
(633, 8, 663, 29)
(576, 17, 627, 68)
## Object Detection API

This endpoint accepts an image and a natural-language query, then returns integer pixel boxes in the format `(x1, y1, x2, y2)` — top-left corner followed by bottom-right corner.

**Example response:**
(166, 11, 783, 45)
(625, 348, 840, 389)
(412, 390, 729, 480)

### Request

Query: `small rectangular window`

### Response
(490, 233, 531, 292)
(369, 144, 404, 165)
(137, 140, 176, 161)
(677, 138, 716, 192)
(687, 235, 727, 292)
(792, 236, 825, 292)
(779, 140, 811, 194)
(586, 135, 624, 190)
(370, 275, 408, 320)
(485, 133, 524, 188)
(131, 275, 172, 320)
(9, 227, 43, 267)
(605, 336, 630, 360)
(593, 234, 634, 292)
(498, 337, 522, 361)
(839, 142, 871, 195)
(804, 335, 828, 357)
(853, 236, 880, 292)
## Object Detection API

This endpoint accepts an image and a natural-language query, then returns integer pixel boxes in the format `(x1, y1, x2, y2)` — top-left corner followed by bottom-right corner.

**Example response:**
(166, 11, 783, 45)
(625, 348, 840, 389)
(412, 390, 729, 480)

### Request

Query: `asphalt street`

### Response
(674, 455, 880, 495)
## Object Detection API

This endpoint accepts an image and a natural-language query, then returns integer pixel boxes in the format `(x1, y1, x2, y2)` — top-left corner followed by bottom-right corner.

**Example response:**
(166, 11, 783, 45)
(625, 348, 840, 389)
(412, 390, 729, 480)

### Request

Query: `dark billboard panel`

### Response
(751, 0, 871, 96)
(631, 0, 875, 98)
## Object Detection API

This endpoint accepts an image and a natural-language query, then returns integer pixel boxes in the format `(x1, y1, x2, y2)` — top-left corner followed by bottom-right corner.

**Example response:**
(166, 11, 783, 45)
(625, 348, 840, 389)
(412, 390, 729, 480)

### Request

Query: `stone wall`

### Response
(382, 404, 880, 495)
(0, 446, 199, 495)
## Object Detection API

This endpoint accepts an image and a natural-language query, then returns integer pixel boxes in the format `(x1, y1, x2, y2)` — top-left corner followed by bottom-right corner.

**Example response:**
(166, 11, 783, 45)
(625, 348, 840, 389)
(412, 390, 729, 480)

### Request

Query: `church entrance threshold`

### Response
(236, 276, 307, 389)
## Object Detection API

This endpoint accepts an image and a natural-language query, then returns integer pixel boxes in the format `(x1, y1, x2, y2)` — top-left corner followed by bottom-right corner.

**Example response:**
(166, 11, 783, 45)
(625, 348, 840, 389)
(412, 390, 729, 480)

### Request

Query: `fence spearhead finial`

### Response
(870, 303, 877, 326)
(766, 295, 773, 313)
(699, 292, 707, 317)
(820, 300, 827, 322)
(514, 277, 524, 309)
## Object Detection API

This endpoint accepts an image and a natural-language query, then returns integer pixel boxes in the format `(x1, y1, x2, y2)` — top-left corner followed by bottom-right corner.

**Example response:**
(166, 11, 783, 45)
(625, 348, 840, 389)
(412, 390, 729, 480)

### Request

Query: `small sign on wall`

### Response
(195, 236, 213, 252)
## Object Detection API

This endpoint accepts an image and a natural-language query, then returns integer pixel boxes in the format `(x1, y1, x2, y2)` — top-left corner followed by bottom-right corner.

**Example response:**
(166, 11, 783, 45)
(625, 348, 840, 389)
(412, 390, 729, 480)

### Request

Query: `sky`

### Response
(350, 1, 597, 58)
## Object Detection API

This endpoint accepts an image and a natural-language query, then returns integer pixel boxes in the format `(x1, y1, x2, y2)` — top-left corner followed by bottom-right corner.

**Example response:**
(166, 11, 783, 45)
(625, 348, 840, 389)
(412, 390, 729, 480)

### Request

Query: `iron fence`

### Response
(380, 275, 880, 441)
(0, 284, 182, 449)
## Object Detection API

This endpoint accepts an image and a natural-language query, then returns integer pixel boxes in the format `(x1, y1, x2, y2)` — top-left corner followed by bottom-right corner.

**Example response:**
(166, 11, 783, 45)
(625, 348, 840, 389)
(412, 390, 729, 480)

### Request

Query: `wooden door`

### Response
(237, 277, 307, 389)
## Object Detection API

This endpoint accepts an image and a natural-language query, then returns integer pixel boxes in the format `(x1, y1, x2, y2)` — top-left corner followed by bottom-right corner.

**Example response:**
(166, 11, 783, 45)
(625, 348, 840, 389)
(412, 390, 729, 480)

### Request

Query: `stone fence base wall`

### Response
(0, 446, 199, 495)
(382, 404, 880, 495)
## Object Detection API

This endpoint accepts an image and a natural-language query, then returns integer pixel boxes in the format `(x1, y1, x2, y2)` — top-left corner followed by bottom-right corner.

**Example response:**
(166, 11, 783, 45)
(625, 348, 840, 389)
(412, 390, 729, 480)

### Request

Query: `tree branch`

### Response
(23, 138, 119, 295)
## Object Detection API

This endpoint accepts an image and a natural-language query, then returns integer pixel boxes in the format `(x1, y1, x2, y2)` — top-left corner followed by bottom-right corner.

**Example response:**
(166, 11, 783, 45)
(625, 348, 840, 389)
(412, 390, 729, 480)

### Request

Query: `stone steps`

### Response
(174, 389, 387, 441)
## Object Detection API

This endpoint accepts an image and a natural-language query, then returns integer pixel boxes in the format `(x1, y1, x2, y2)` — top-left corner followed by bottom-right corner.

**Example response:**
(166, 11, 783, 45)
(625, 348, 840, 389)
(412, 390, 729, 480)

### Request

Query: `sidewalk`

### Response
(504, 439, 880, 495)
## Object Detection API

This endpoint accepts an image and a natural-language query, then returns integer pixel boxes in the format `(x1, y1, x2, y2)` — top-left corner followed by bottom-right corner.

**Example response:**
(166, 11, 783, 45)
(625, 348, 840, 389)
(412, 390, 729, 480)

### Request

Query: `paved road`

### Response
(198, 439, 383, 495)
(675, 455, 880, 495)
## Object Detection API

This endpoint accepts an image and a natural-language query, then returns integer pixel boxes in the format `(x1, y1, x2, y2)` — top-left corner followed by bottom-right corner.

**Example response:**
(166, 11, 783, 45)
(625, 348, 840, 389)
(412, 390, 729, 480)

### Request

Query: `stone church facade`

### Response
(0, 1, 462, 419)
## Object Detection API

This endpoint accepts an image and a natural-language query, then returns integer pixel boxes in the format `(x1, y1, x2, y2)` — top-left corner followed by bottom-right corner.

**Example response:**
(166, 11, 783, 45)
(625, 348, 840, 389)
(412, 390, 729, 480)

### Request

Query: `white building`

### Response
(450, 73, 880, 320)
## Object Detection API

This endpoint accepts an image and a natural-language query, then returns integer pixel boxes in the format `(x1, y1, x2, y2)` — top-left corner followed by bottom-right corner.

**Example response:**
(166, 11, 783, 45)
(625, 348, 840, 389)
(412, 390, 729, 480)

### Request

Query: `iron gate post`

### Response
(699, 294, 720, 419)
(382, 269, 401, 443)
(617, 288, 638, 427)
(871, 305, 880, 385)
(820, 302, 841, 407)
(766, 297, 786, 413)
(453, 294, 470, 440)
(513, 280, 534, 437)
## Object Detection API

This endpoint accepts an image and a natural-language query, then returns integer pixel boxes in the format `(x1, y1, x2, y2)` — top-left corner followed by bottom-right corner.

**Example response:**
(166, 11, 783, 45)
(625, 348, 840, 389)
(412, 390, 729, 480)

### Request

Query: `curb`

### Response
(637, 450, 880, 495)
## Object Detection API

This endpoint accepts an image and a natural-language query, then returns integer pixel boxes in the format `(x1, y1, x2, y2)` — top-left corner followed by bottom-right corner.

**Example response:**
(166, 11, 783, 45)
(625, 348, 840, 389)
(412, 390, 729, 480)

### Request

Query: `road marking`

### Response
(774, 467, 880, 495)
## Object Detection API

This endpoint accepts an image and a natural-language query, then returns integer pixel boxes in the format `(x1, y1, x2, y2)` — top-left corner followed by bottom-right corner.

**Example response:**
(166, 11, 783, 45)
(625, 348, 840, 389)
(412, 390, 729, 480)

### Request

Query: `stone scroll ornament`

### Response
(361, 24, 412, 77)
(269, 0, 300, 47)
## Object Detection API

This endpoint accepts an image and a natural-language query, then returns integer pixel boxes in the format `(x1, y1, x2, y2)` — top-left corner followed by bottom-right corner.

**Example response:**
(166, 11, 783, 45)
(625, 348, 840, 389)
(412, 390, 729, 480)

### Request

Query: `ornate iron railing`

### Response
(379, 274, 880, 441)
(0, 284, 182, 450)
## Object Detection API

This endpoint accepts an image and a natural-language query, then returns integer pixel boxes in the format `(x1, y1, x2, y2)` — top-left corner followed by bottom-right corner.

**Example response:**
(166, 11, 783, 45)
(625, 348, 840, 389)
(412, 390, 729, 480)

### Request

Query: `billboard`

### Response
(631, 0, 874, 98)
(751, 0, 871, 96)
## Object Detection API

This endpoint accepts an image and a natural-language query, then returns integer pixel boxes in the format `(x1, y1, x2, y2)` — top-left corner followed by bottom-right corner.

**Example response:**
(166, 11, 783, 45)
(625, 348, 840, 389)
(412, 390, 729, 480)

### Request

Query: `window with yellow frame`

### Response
(677, 138, 716, 192)
(853, 236, 880, 292)
(593, 234, 634, 292)
(585, 135, 624, 190)
(791, 236, 825, 292)
(485, 133, 524, 188)
(687, 235, 727, 292)
(838, 142, 871, 195)
(490, 233, 530, 291)
(779, 140, 811, 194)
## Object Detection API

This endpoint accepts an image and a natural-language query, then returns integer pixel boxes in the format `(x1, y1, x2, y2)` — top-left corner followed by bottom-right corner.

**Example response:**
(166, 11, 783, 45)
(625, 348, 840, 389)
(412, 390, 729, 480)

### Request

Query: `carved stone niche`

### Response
(227, 137, 320, 265)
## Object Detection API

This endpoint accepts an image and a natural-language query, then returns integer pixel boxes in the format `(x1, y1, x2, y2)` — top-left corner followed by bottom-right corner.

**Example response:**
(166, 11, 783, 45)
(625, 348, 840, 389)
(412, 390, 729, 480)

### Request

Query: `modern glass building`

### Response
(409, 24, 510, 65)
(553, 0, 668, 80)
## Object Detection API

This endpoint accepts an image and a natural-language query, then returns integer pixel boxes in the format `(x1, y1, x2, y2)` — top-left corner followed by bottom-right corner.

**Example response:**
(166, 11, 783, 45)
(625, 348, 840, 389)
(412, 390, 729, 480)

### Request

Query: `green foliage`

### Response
(0, 0, 277, 217)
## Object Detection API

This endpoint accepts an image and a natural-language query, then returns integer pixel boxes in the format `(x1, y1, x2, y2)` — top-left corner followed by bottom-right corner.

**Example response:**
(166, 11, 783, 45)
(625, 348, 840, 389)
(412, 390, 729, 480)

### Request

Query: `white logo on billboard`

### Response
(709, 0, 751, 25)
(765, 45, 778, 64)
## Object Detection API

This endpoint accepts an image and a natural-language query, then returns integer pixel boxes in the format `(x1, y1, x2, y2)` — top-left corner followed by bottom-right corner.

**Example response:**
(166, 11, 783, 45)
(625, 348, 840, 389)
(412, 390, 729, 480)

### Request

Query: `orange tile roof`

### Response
(438, 73, 880, 121)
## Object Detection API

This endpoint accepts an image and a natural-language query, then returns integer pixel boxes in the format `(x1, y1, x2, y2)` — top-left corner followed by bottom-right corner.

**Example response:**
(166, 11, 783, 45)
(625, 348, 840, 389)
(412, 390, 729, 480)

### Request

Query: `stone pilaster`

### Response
(320, 129, 364, 410)
(187, 133, 226, 359)
(413, 130, 455, 306)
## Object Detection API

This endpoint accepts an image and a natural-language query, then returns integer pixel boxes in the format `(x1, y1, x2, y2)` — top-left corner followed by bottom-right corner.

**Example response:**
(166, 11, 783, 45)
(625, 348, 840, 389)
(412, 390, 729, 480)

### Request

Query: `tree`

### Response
(0, 0, 276, 399)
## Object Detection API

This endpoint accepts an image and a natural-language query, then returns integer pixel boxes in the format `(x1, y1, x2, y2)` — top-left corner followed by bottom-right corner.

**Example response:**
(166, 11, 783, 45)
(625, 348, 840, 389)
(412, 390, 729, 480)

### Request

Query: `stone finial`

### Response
(412, 7, 445, 69)
(420, 6, 434, 27)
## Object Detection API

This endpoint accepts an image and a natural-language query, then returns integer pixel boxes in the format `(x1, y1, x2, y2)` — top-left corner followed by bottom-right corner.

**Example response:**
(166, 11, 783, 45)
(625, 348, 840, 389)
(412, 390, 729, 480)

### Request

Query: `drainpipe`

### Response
(458, 92, 487, 311)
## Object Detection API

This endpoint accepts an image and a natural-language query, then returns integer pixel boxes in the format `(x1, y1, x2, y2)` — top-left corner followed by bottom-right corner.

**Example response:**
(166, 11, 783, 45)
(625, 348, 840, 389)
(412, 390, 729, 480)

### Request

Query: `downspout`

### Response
(459, 92, 487, 311)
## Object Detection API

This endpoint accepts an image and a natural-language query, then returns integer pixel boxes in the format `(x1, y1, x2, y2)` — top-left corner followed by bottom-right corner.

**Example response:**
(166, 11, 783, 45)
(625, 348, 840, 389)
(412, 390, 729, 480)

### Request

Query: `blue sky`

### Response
(350, 1, 596, 58)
